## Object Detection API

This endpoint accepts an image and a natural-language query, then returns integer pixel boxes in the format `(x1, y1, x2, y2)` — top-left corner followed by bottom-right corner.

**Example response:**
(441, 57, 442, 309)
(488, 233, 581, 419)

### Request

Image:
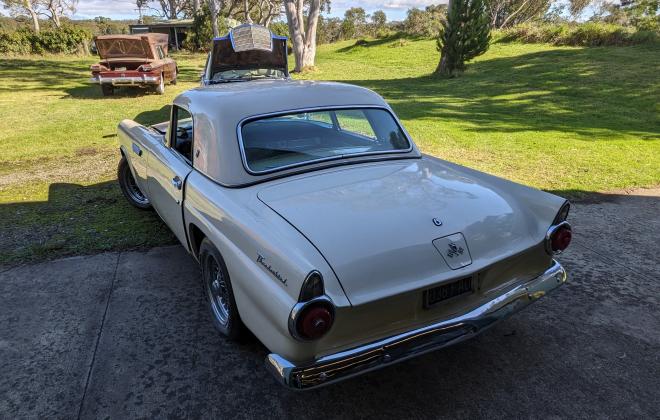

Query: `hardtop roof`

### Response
(170, 80, 420, 187)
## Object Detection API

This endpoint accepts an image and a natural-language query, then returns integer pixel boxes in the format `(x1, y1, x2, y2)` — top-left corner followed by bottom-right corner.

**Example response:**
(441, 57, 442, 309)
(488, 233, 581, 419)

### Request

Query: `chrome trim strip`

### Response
(267, 260, 567, 390)
(236, 105, 416, 176)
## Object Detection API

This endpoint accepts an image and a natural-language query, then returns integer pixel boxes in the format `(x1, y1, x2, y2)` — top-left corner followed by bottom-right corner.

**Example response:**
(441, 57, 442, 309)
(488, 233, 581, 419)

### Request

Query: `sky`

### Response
(49, 0, 448, 22)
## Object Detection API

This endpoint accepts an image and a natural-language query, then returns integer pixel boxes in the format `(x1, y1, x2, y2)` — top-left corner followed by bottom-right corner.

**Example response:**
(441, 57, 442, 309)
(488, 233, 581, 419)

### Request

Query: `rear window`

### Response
(240, 108, 411, 173)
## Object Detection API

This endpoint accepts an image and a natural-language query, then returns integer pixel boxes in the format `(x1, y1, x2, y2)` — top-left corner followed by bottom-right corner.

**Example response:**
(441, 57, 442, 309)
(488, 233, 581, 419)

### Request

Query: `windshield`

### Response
(240, 108, 411, 173)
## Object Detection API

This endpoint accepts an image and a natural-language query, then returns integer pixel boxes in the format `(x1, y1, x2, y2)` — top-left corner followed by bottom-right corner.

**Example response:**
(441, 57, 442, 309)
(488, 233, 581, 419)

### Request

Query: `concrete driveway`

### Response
(1, 190, 658, 419)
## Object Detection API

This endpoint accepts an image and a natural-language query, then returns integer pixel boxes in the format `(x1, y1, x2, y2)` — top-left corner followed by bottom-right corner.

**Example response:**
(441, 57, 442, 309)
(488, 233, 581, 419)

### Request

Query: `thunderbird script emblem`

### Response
(257, 254, 288, 286)
(446, 242, 464, 258)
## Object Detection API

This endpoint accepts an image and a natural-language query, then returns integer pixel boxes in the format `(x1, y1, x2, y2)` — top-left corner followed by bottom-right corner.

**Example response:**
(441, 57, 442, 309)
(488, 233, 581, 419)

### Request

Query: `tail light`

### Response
(546, 221, 572, 255)
(294, 300, 334, 340)
(289, 271, 335, 341)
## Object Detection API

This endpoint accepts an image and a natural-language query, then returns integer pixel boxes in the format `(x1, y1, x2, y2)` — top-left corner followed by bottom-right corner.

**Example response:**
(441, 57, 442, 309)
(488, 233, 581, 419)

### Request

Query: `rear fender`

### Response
(117, 119, 164, 194)
(182, 171, 351, 362)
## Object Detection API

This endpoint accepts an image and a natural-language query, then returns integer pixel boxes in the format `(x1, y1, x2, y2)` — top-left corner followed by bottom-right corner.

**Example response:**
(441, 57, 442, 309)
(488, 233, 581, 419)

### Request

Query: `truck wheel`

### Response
(200, 238, 246, 341)
(117, 157, 151, 210)
(155, 74, 165, 95)
(101, 85, 114, 96)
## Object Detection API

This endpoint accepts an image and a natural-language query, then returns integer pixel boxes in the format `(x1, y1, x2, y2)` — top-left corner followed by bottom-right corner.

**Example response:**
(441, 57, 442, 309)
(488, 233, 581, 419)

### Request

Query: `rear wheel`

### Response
(117, 157, 151, 210)
(200, 238, 246, 341)
(155, 74, 165, 94)
(101, 84, 114, 96)
(171, 69, 178, 85)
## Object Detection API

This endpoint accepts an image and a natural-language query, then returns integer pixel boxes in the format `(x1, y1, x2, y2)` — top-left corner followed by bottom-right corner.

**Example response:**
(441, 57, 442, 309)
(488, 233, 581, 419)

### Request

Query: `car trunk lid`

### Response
(257, 158, 560, 306)
(95, 36, 155, 60)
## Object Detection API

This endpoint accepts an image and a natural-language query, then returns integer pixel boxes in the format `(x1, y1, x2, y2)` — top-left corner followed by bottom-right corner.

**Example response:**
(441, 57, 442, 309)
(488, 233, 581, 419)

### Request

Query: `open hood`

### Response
(95, 34, 167, 60)
(209, 24, 288, 77)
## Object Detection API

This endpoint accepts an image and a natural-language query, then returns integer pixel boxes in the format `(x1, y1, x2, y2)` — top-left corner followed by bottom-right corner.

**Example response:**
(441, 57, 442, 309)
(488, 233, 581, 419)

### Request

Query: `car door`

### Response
(147, 105, 194, 247)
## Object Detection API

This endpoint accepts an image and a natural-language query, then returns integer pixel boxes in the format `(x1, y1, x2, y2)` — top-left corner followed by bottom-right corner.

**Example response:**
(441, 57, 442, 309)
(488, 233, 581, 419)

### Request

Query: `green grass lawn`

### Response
(1, 40, 658, 265)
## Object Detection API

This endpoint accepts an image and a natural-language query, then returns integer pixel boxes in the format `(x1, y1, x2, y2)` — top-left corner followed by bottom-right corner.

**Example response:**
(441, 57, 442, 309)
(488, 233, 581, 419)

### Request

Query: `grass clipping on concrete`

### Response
(1, 41, 659, 265)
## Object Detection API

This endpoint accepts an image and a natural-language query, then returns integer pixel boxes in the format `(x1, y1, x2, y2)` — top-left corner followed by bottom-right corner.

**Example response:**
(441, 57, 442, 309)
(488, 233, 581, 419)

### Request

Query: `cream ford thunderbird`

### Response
(117, 26, 572, 390)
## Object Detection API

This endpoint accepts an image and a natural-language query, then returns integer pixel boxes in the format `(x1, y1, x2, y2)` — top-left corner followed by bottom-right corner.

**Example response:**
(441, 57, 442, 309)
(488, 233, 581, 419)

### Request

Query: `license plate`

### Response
(424, 276, 473, 308)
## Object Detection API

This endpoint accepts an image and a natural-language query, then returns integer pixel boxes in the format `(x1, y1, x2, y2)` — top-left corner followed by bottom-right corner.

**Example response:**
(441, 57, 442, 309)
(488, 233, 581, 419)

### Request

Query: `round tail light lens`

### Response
(550, 225, 572, 253)
(295, 302, 334, 340)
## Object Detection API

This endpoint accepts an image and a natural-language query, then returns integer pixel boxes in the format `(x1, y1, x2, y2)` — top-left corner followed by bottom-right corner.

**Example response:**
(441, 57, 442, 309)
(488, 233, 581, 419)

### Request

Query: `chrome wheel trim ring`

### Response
(123, 166, 149, 205)
(205, 255, 231, 326)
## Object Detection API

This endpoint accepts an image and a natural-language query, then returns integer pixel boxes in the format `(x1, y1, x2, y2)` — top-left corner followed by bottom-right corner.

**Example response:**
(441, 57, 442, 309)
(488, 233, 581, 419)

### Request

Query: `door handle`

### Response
(132, 143, 142, 157)
(171, 176, 183, 190)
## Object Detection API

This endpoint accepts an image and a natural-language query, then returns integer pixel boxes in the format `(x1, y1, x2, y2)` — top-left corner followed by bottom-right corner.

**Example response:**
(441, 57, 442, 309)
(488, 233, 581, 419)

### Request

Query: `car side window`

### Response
(157, 45, 165, 59)
(170, 106, 193, 163)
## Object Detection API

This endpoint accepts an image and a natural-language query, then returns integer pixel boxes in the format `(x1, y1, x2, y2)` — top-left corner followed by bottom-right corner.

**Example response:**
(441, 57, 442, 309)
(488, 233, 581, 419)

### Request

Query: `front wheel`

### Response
(117, 157, 151, 210)
(200, 238, 246, 341)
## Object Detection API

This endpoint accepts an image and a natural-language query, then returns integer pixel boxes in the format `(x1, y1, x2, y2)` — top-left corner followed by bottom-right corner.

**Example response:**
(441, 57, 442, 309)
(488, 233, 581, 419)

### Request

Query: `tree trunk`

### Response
(49, 3, 61, 28)
(436, 0, 453, 76)
(243, 0, 252, 22)
(168, 0, 178, 19)
(23, 0, 40, 33)
(436, 53, 450, 75)
(208, 0, 219, 37)
(192, 0, 200, 14)
(285, 0, 321, 72)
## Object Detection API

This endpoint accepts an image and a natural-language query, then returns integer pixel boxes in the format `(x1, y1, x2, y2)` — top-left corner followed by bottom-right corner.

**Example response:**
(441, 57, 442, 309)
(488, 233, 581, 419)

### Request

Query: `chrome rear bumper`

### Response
(90, 76, 160, 86)
(267, 260, 567, 390)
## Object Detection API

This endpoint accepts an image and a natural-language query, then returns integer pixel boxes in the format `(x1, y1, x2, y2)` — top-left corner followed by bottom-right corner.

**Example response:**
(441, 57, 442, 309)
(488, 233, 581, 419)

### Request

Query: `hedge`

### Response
(0, 26, 91, 55)
(495, 23, 658, 47)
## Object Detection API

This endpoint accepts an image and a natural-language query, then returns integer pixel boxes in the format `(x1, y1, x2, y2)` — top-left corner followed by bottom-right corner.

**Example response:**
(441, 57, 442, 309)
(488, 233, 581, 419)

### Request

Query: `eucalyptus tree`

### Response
(284, 0, 330, 72)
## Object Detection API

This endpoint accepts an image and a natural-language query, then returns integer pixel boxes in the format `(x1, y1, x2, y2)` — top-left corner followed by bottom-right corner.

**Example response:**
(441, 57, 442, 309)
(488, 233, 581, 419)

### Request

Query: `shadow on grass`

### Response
(0, 180, 176, 267)
(336, 33, 412, 52)
(344, 46, 659, 139)
(0, 57, 204, 96)
(134, 105, 171, 126)
(0, 58, 89, 92)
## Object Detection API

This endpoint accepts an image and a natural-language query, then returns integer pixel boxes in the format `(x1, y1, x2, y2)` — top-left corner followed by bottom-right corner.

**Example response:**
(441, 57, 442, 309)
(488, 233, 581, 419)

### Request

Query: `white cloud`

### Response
(71, 0, 141, 19)
(70, 0, 446, 21)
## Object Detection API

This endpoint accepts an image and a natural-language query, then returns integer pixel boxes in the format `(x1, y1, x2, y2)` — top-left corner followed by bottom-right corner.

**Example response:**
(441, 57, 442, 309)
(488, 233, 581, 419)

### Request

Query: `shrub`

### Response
(496, 22, 658, 47)
(564, 22, 629, 46)
(403, 6, 445, 38)
(184, 4, 231, 52)
(0, 26, 91, 55)
(33, 26, 92, 54)
(0, 29, 32, 55)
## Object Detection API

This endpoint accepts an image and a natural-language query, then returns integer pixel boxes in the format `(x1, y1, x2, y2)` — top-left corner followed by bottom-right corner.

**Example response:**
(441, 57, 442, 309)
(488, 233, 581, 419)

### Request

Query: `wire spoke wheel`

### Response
(205, 255, 231, 326)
